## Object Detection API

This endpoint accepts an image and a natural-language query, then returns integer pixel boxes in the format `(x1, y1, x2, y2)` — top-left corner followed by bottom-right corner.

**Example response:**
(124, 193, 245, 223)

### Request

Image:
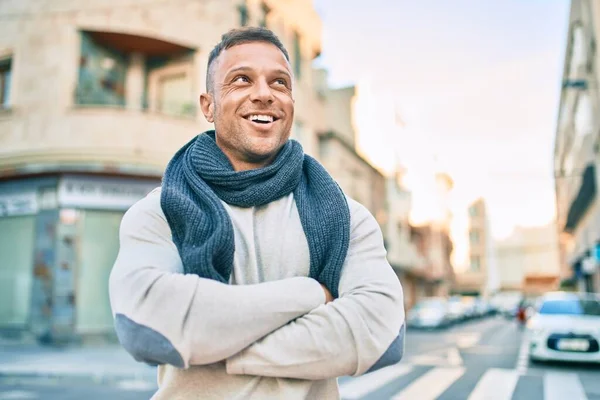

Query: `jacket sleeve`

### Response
(109, 189, 325, 369)
(225, 199, 405, 379)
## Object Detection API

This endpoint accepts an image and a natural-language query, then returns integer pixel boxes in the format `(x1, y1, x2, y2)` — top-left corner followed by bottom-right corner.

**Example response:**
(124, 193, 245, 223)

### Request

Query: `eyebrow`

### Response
(225, 65, 292, 80)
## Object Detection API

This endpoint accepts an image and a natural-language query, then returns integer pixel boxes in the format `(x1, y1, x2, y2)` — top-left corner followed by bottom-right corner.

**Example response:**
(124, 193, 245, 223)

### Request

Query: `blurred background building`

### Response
(311, 73, 451, 311)
(495, 224, 561, 296)
(313, 80, 388, 228)
(384, 174, 429, 310)
(452, 198, 499, 297)
(554, 0, 600, 294)
(404, 172, 455, 300)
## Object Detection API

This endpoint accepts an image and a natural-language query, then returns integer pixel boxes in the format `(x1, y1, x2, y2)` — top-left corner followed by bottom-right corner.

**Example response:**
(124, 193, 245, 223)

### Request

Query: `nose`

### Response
(249, 78, 275, 104)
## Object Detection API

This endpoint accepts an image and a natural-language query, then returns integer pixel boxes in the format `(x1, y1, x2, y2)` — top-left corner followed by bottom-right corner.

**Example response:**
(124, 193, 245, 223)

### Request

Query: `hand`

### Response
(320, 284, 334, 304)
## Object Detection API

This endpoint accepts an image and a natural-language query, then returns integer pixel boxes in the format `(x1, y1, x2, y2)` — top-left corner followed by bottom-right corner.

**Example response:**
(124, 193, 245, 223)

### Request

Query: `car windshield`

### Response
(538, 298, 600, 316)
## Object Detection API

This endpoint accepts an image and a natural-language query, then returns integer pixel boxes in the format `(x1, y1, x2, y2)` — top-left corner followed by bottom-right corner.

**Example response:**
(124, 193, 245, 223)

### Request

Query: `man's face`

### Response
(200, 42, 295, 170)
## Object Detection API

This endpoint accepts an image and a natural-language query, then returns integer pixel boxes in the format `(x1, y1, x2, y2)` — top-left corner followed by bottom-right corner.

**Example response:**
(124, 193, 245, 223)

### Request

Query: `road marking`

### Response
(515, 333, 529, 375)
(456, 333, 481, 349)
(447, 347, 463, 366)
(0, 391, 38, 399)
(467, 368, 519, 400)
(390, 367, 465, 400)
(544, 372, 588, 400)
(339, 364, 413, 400)
(461, 345, 503, 355)
(410, 347, 463, 367)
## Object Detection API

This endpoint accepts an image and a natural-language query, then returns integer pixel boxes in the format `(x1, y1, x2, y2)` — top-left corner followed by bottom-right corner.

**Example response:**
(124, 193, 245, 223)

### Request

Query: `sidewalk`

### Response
(0, 340, 156, 384)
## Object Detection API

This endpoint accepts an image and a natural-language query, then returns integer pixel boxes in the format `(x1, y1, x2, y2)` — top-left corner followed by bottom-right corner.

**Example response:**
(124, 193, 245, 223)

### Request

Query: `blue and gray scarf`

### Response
(160, 130, 350, 298)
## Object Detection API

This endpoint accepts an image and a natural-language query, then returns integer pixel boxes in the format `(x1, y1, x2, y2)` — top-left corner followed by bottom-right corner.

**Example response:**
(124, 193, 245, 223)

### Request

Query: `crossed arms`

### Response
(109, 190, 405, 380)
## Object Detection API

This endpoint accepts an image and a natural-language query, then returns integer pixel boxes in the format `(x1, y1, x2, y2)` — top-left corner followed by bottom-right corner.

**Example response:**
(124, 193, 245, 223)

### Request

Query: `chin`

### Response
(249, 133, 287, 150)
(242, 141, 283, 163)
(245, 145, 280, 161)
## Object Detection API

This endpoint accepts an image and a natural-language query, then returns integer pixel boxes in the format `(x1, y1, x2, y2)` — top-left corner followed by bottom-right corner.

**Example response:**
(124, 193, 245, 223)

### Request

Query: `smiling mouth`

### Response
(244, 114, 279, 124)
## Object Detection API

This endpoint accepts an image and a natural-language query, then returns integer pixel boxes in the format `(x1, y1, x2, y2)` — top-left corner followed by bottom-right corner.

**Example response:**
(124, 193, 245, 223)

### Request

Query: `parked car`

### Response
(491, 292, 522, 319)
(460, 296, 478, 319)
(527, 292, 600, 364)
(447, 296, 468, 323)
(473, 297, 493, 318)
(407, 297, 452, 329)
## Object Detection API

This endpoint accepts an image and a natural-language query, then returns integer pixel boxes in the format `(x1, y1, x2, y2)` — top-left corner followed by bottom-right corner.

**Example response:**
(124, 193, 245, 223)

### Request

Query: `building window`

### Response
(568, 24, 586, 79)
(156, 73, 188, 115)
(293, 31, 302, 80)
(259, 2, 270, 28)
(0, 57, 13, 109)
(470, 255, 481, 272)
(76, 33, 127, 106)
(574, 92, 593, 140)
(469, 230, 480, 244)
(468, 206, 478, 217)
(75, 32, 196, 117)
(0, 214, 35, 327)
(588, 38, 596, 73)
(147, 57, 195, 117)
(563, 92, 594, 174)
(238, 3, 249, 27)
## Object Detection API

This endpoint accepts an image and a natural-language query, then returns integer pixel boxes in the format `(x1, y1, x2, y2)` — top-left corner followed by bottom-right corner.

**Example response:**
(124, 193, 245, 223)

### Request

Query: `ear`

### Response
(200, 92, 215, 123)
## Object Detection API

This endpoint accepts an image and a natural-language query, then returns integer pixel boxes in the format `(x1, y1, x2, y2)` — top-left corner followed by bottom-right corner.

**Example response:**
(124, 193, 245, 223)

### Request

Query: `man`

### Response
(109, 27, 405, 399)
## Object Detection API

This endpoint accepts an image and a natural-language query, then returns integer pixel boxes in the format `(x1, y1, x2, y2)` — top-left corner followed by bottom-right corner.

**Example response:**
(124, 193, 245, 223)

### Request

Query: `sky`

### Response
(312, 0, 571, 268)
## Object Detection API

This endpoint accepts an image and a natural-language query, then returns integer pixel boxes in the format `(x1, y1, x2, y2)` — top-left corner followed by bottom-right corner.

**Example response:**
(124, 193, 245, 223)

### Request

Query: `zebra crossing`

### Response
(390, 366, 465, 400)
(338, 363, 592, 400)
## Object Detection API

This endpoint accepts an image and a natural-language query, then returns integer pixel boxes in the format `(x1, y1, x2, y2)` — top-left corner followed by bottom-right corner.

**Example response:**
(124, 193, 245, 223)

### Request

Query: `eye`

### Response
(274, 78, 288, 86)
(234, 75, 250, 83)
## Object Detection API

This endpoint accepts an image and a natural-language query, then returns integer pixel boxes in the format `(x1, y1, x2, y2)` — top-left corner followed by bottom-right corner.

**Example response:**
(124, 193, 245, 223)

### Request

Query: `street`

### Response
(339, 316, 600, 399)
(0, 377, 157, 400)
(1, 316, 599, 399)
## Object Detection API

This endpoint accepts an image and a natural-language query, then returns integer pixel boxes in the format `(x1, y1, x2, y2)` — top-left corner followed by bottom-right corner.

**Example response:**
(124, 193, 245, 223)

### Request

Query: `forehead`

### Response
(215, 42, 291, 77)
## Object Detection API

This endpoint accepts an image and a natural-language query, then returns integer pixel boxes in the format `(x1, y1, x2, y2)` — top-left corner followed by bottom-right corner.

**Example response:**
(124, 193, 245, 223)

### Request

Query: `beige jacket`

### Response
(109, 188, 405, 399)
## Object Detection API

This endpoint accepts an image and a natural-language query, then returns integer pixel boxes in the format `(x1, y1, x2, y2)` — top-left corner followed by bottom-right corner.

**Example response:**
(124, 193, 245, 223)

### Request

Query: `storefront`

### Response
(0, 174, 159, 343)
(0, 179, 40, 331)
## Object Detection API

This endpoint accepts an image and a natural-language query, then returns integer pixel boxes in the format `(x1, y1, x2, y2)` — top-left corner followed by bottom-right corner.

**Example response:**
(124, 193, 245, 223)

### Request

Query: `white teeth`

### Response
(249, 114, 274, 123)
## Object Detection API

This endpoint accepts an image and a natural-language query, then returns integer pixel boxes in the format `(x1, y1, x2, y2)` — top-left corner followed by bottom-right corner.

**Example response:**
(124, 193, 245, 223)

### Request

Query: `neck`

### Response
(213, 135, 279, 172)
(222, 148, 277, 172)
(230, 158, 272, 172)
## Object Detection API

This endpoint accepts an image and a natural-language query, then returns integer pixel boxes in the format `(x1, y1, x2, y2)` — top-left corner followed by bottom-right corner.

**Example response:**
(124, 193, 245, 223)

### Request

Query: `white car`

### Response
(527, 292, 600, 364)
(407, 297, 452, 329)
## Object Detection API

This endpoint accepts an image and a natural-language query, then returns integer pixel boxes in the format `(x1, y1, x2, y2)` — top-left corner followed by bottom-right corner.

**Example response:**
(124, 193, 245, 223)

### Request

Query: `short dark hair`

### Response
(206, 27, 290, 92)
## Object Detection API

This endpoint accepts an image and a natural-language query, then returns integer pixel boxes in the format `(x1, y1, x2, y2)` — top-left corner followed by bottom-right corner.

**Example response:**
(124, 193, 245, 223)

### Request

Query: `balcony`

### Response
(0, 107, 201, 177)
(75, 31, 197, 117)
(0, 30, 208, 178)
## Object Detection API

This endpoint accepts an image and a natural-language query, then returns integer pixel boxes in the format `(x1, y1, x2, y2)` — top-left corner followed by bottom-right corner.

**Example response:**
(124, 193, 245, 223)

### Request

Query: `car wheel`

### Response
(529, 355, 541, 365)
